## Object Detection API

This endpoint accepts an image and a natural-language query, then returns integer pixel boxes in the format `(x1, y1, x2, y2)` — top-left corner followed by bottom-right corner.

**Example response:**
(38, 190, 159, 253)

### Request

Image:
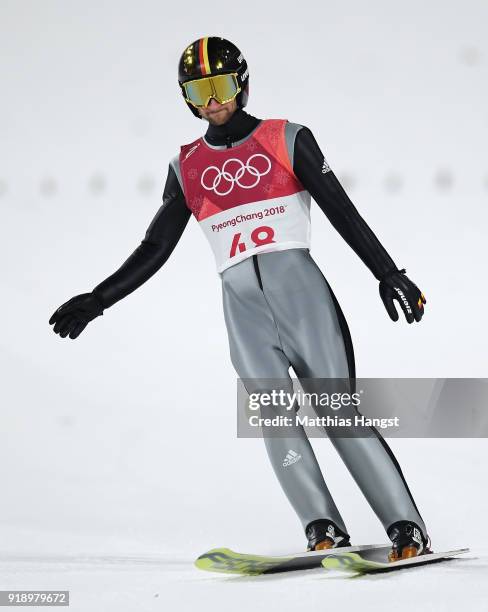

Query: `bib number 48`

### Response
(229, 226, 276, 258)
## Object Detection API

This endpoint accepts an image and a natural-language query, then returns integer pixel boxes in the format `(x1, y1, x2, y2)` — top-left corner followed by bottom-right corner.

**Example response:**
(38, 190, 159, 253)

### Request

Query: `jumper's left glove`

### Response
(379, 269, 426, 324)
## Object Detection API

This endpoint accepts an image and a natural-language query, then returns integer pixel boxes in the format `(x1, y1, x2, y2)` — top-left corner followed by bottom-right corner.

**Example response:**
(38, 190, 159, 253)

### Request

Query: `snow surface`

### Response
(0, 528, 486, 612)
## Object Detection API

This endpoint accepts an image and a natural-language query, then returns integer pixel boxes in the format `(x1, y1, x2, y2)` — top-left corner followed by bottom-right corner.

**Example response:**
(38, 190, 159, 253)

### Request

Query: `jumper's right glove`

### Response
(379, 269, 427, 324)
(49, 293, 105, 339)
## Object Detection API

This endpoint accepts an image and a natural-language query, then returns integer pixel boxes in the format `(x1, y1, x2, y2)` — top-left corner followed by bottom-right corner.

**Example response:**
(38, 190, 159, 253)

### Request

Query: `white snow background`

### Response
(1, 0, 487, 610)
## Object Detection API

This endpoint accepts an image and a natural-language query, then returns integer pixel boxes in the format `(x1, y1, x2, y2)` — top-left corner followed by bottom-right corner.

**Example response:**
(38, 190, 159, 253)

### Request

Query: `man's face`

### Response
(198, 97, 238, 125)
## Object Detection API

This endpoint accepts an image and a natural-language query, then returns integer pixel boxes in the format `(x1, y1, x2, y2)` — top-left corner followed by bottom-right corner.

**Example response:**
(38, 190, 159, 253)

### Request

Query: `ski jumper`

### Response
(178, 119, 426, 534)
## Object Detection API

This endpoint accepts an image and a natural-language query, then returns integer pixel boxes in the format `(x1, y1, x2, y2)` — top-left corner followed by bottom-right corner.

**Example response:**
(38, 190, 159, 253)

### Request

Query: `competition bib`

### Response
(179, 119, 311, 273)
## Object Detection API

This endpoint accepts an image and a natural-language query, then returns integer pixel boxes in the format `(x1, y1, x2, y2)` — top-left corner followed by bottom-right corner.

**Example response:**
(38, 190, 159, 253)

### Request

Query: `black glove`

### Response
(379, 269, 426, 324)
(49, 293, 105, 339)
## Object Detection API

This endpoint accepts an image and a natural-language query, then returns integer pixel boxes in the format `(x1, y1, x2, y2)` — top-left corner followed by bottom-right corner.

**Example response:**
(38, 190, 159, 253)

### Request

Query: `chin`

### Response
(208, 113, 228, 125)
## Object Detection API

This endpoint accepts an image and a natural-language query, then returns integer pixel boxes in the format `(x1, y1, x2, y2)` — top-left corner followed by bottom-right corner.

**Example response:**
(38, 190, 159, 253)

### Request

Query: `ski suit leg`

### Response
(221, 255, 348, 532)
(254, 249, 426, 534)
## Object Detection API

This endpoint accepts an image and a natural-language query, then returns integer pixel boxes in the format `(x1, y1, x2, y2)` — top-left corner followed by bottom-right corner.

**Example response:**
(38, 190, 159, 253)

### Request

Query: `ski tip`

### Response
(194, 548, 271, 575)
(196, 547, 235, 559)
(194, 547, 295, 575)
(194, 548, 235, 570)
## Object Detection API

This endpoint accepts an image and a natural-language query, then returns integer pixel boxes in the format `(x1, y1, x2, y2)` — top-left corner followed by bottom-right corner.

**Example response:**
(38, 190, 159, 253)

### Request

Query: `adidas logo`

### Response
(327, 524, 345, 546)
(283, 449, 302, 467)
(321, 157, 331, 174)
(413, 527, 423, 547)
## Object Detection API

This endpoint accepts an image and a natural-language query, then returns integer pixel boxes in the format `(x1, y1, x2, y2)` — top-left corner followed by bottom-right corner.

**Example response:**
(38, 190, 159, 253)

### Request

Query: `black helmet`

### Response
(178, 37, 249, 119)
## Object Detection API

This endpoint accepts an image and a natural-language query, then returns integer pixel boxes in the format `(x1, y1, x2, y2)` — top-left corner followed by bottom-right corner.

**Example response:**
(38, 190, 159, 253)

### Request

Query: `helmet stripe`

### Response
(199, 37, 211, 75)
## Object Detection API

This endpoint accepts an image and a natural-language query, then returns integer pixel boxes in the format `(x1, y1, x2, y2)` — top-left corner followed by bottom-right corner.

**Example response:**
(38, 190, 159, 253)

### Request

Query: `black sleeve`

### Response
(92, 163, 191, 308)
(292, 126, 398, 280)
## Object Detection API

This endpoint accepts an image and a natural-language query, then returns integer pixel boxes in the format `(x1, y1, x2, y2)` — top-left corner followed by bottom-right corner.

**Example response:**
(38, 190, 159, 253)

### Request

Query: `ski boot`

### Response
(306, 519, 351, 551)
(387, 520, 431, 562)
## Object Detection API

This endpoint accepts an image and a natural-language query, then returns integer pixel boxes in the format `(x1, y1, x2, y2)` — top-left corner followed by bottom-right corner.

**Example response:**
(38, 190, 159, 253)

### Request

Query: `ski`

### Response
(194, 544, 389, 575)
(321, 547, 470, 574)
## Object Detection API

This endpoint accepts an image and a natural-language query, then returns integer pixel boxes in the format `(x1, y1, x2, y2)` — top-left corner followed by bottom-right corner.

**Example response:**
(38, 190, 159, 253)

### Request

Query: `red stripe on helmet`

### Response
(198, 38, 207, 75)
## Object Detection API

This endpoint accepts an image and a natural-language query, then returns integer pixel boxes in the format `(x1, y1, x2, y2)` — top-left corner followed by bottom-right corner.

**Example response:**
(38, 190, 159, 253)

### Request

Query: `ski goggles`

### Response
(182, 73, 241, 108)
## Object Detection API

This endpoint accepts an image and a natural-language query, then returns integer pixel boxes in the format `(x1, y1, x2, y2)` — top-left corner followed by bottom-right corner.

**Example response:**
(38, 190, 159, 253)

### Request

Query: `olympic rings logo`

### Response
(200, 154, 272, 196)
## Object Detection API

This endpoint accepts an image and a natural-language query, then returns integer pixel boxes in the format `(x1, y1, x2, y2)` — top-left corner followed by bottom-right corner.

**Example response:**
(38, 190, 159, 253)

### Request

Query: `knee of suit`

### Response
(258, 399, 300, 420)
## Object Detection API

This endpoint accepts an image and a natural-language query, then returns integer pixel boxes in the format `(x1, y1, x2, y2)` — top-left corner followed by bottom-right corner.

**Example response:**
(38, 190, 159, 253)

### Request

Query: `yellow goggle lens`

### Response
(183, 73, 241, 108)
